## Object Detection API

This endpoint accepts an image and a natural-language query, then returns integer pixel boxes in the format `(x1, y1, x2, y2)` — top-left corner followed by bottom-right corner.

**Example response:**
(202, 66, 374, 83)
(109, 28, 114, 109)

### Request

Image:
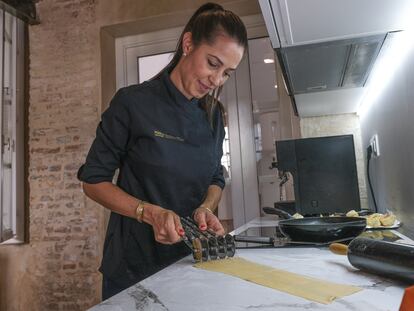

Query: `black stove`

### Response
(234, 225, 402, 249)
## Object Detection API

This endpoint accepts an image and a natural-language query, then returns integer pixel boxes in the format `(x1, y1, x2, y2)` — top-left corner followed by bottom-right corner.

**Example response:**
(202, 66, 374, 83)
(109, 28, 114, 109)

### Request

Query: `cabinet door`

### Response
(263, 0, 412, 46)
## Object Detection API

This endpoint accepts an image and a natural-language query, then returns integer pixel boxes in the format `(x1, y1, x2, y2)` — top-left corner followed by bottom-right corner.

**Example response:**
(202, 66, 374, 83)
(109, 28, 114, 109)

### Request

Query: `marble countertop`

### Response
(89, 216, 410, 311)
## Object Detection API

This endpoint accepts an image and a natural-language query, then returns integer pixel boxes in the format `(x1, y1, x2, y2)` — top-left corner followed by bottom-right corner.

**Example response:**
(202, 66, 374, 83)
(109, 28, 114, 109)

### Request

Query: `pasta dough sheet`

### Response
(194, 257, 362, 304)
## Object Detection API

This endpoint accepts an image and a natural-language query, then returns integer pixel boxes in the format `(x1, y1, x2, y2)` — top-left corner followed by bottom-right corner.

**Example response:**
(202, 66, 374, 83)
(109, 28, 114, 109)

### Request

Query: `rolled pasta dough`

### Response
(194, 257, 361, 304)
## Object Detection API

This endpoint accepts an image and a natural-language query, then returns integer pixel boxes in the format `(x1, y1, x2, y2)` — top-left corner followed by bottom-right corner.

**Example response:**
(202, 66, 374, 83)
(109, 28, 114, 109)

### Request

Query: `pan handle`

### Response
(262, 207, 293, 219)
(234, 235, 274, 244)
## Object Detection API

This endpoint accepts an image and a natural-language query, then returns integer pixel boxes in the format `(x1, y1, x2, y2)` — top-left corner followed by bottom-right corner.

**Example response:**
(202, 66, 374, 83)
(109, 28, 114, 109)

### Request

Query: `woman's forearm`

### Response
(83, 182, 184, 243)
(83, 182, 160, 223)
(82, 182, 140, 219)
(200, 185, 223, 212)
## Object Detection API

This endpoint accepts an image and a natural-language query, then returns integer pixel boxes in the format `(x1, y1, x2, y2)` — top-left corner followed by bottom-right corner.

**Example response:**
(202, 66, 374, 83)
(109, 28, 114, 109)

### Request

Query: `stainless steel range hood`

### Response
(278, 34, 386, 95)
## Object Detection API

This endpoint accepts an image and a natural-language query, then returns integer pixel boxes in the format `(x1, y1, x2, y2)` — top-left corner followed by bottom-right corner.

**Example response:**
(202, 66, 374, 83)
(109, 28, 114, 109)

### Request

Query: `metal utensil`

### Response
(234, 234, 354, 247)
(180, 216, 236, 262)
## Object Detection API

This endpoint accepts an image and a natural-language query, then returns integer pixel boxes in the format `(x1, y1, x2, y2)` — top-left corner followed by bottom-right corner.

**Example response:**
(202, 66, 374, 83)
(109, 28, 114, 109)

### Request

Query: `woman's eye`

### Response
(208, 60, 219, 68)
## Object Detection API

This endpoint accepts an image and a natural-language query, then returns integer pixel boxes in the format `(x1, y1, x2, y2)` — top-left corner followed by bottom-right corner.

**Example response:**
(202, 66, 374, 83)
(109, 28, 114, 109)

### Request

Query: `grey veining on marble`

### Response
(89, 217, 409, 311)
(89, 284, 168, 311)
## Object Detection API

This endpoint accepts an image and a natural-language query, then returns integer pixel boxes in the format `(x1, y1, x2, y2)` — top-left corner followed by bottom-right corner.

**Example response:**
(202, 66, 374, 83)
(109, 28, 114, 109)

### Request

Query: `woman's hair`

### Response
(155, 2, 248, 126)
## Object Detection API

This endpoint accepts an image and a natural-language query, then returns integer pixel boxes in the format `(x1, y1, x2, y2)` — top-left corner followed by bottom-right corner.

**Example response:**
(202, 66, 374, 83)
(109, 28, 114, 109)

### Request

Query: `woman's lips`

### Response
(198, 80, 211, 92)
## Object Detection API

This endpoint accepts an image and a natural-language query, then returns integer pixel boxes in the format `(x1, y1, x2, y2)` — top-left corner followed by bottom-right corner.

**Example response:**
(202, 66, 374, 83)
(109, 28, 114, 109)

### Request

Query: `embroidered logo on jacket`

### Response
(154, 130, 185, 142)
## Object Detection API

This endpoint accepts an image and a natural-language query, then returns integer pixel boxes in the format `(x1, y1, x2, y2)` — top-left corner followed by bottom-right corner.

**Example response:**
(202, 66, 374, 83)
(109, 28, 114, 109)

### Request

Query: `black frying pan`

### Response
(263, 207, 367, 243)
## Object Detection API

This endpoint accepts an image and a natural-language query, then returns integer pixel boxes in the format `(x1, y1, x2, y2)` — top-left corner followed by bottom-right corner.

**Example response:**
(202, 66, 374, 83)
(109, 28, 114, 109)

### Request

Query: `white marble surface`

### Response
(89, 217, 409, 311)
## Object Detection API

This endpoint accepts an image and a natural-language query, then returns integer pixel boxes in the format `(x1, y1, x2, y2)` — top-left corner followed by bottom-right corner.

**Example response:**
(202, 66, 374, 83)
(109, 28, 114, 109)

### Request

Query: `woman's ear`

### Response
(182, 32, 193, 55)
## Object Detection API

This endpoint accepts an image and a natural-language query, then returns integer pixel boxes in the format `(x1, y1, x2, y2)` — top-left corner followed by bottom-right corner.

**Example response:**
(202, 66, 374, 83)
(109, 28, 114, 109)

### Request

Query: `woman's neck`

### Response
(169, 64, 192, 100)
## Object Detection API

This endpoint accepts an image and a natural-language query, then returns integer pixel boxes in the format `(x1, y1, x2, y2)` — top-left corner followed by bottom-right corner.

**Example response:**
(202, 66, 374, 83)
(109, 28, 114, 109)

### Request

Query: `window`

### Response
(137, 52, 173, 83)
(0, 9, 25, 244)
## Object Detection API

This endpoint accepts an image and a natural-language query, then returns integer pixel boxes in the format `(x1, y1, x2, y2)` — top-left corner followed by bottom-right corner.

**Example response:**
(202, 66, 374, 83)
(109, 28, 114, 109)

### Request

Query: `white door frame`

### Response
(115, 14, 267, 89)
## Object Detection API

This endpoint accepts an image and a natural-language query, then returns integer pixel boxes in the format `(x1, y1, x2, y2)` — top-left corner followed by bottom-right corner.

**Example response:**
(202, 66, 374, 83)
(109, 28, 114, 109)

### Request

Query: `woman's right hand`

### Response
(144, 204, 185, 244)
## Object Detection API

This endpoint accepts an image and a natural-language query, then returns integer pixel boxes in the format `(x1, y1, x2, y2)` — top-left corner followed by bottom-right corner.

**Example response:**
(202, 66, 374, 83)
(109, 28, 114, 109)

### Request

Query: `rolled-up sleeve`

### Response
(78, 89, 131, 184)
(210, 162, 225, 189)
(210, 104, 226, 189)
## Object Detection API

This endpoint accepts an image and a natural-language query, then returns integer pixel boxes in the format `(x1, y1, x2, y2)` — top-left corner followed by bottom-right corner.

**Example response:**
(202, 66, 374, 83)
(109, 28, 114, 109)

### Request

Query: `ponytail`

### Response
(153, 2, 248, 126)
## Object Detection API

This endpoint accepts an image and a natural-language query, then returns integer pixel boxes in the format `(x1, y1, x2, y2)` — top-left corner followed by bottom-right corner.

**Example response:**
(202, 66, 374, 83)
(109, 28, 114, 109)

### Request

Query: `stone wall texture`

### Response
(0, 1, 260, 310)
(1, 0, 102, 310)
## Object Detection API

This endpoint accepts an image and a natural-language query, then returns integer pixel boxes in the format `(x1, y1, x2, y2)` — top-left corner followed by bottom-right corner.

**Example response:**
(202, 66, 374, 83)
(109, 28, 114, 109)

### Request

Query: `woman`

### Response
(78, 2, 248, 300)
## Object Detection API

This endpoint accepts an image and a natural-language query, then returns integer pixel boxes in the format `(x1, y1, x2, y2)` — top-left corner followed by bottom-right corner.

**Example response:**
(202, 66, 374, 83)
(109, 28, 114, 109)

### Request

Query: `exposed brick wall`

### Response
(27, 0, 102, 310)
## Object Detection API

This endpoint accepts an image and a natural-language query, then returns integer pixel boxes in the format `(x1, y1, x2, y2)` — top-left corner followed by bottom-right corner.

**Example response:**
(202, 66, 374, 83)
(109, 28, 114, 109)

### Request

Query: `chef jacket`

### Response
(77, 70, 225, 288)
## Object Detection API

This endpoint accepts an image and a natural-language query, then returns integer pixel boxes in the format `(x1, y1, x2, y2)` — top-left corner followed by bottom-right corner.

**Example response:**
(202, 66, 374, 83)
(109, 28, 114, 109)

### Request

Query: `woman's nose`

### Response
(209, 72, 223, 87)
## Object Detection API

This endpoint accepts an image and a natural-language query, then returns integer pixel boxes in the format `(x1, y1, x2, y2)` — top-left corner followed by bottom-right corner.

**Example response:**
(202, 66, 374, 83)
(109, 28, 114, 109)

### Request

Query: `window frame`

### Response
(0, 8, 26, 245)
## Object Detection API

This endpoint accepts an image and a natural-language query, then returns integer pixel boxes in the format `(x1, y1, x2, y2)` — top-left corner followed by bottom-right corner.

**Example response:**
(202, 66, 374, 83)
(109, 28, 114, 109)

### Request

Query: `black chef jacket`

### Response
(77, 70, 225, 288)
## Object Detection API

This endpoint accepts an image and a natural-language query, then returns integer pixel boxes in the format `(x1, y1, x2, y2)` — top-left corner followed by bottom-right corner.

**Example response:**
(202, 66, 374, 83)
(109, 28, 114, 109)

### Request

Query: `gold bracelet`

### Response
(135, 200, 146, 223)
(191, 206, 214, 219)
(191, 206, 211, 219)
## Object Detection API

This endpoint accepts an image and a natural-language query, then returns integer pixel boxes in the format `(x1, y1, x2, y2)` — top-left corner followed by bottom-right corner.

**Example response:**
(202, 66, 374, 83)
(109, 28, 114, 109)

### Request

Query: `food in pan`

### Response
(288, 210, 397, 228)
(366, 214, 382, 228)
(292, 213, 304, 219)
(344, 211, 397, 228)
(379, 213, 396, 226)
(345, 210, 359, 217)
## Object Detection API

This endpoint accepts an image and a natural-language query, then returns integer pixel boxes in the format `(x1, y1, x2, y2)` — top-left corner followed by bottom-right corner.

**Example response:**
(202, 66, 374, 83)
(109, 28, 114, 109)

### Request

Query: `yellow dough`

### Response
(194, 257, 361, 304)
(380, 214, 396, 226)
(292, 213, 304, 219)
(346, 210, 359, 217)
(364, 213, 397, 227)
(366, 213, 382, 227)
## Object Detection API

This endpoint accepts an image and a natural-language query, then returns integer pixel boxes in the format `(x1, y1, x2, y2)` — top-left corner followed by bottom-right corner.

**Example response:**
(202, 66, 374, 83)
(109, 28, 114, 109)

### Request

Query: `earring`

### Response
(183, 52, 187, 56)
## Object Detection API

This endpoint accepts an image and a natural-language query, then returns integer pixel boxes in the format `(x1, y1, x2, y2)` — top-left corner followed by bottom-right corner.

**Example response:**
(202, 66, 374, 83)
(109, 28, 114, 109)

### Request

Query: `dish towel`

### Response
(400, 285, 414, 311)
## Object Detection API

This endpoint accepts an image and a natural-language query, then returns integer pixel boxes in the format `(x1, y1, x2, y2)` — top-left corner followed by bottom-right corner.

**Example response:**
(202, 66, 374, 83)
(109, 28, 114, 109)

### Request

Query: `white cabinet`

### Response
(260, 0, 413, 47)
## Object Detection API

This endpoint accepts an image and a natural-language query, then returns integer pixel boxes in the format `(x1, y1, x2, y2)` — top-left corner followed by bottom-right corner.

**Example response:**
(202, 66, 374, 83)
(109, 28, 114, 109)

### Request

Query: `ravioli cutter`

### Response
(181, 216, 236, 262)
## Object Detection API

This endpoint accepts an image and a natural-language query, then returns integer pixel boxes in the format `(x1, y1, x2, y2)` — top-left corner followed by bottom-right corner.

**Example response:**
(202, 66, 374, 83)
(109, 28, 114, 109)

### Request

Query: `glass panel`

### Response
(217, 94, 234, 232)
(137, 52, 173, 83)
(221, 126, 231, 178)
(1, 11, 15, 241)
(247, 38, 280, 212)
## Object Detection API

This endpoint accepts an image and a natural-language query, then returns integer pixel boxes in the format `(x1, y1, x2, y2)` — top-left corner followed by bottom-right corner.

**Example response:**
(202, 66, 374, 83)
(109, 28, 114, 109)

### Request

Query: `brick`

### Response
(31, 147, 61, 154)
(64, 163, 81, 171)
(64, 144, 83, 152)
(49, 165, 62, 172)
(62, 263, 77, 270)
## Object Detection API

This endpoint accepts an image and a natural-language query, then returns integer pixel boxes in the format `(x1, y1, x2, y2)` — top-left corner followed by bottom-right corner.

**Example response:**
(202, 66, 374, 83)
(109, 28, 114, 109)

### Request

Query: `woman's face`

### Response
(175, 33, 245, 99)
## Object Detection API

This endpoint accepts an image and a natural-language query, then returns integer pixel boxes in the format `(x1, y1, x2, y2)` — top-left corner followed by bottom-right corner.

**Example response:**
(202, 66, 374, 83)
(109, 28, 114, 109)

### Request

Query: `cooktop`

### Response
(234, 225, 402, 249)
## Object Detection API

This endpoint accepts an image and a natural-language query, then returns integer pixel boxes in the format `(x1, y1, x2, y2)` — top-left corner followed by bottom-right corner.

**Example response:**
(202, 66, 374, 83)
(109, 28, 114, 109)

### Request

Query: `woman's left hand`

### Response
(193, 206, 225, 235)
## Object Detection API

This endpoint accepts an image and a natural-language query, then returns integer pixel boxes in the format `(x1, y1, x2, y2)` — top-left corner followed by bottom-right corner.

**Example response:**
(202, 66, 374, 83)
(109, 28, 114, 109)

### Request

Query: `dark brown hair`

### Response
(155, 2, 248, 125)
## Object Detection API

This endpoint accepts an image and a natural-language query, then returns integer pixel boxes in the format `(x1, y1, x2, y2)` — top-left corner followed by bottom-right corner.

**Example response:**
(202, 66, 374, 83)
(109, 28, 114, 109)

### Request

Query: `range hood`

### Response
(259, 0, 411, 116)
(277, 34, 385, 95)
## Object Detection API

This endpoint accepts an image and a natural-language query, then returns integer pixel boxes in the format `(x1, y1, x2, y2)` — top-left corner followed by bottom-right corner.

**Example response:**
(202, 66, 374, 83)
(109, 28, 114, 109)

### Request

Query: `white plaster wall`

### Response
(358, 37, 414, 238)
